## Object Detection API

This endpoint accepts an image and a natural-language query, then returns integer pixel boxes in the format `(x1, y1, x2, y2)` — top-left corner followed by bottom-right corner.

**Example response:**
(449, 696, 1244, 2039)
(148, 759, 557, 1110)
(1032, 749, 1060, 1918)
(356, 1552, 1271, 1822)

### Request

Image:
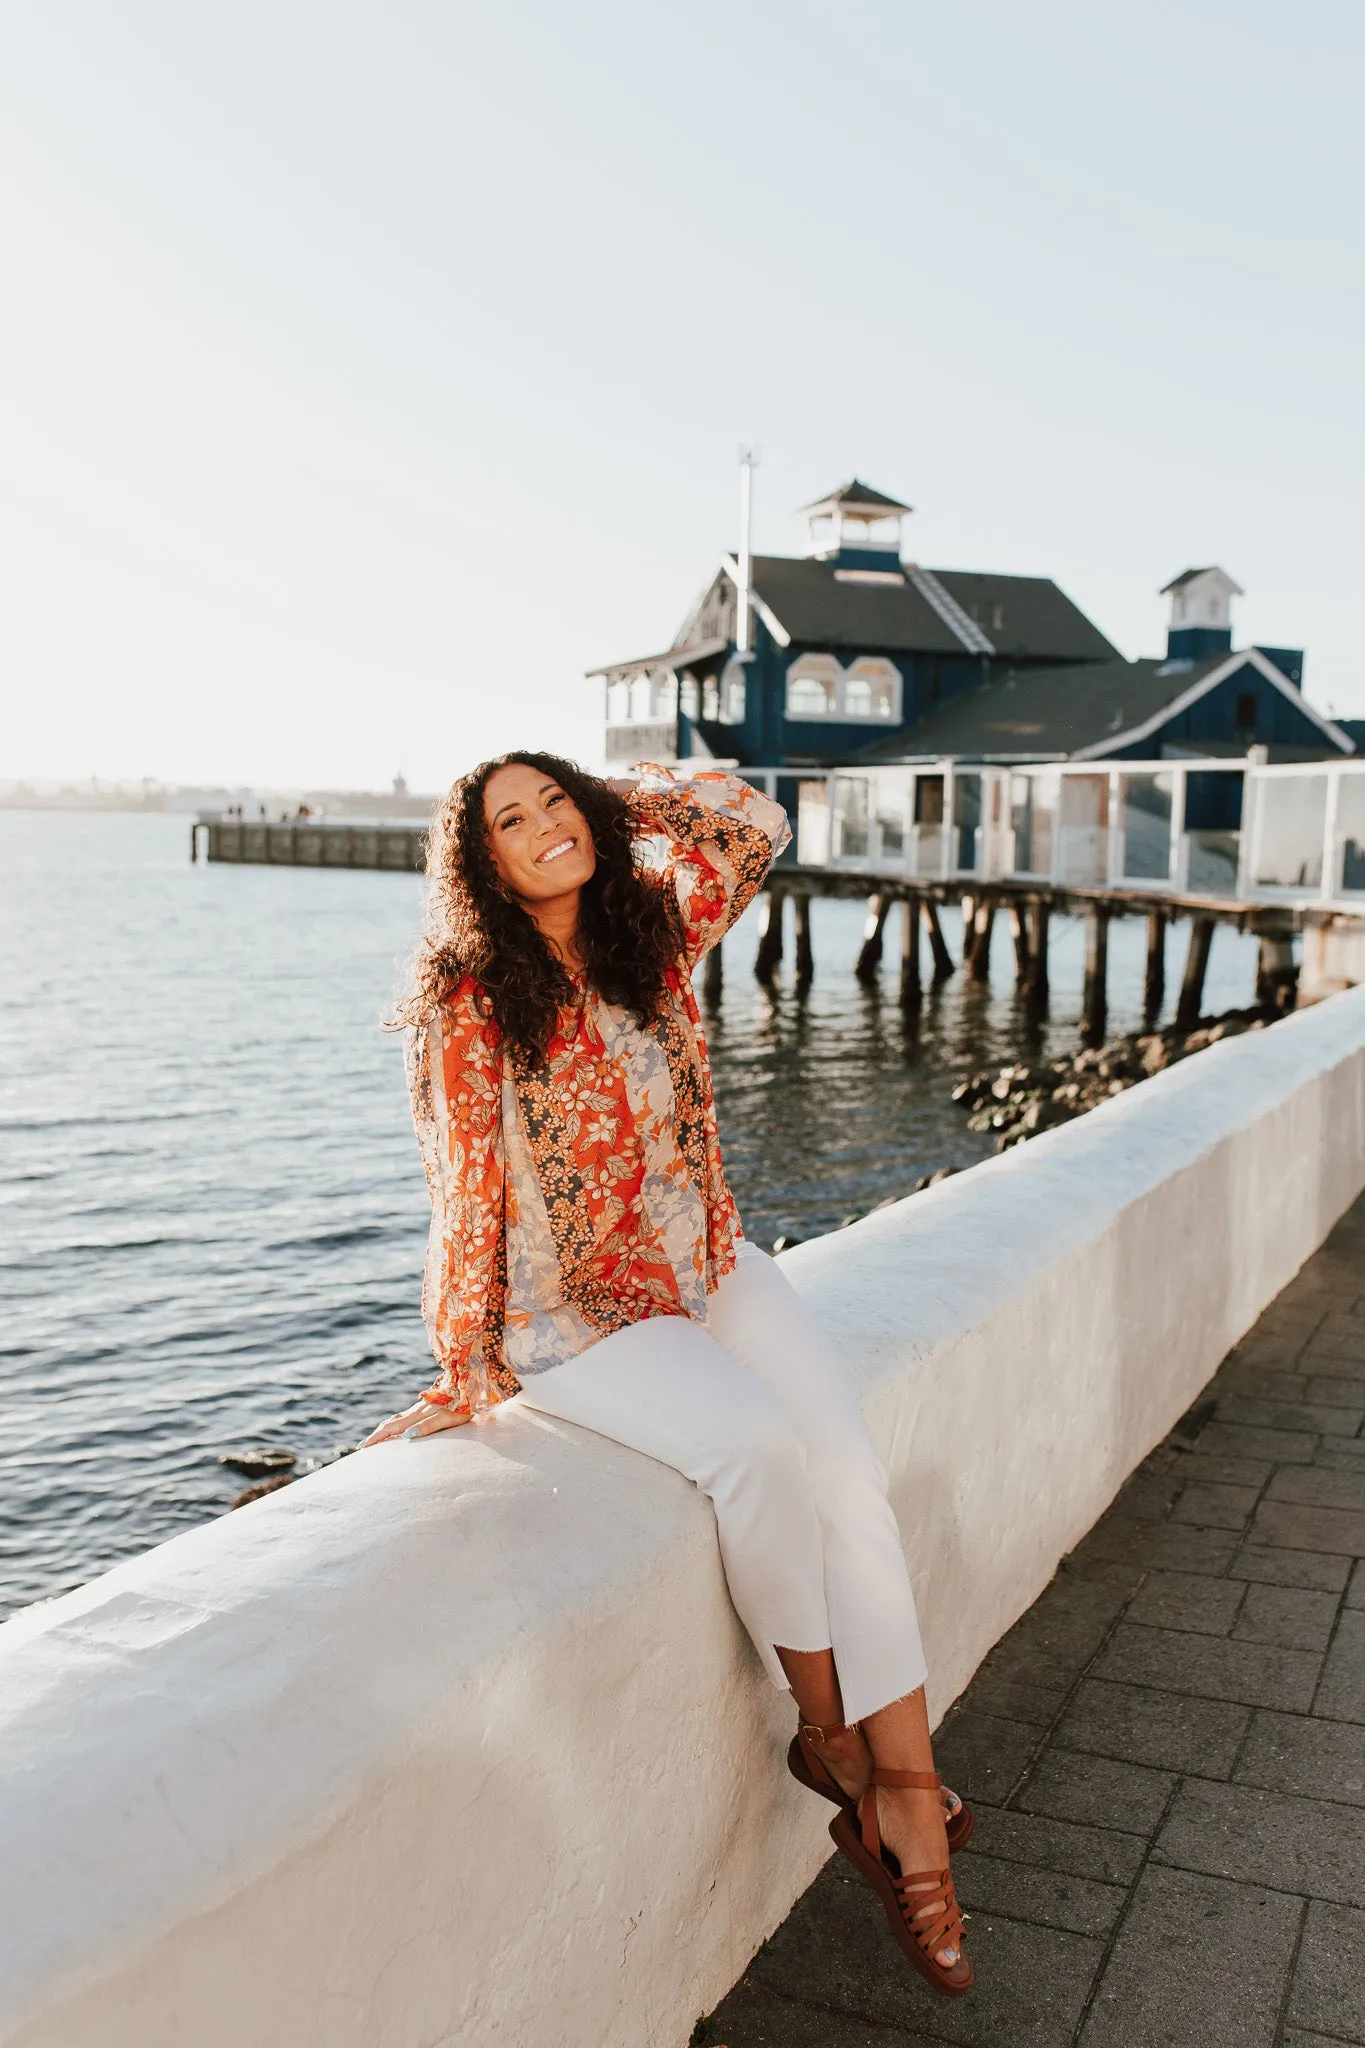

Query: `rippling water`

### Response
(1, 811, 1261, 1612)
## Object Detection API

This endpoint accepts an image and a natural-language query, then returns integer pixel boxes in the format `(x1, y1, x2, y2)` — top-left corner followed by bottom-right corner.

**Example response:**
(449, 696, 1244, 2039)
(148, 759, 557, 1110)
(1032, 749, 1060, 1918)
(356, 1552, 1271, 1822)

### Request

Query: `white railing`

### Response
(744, 757, 1365, 910)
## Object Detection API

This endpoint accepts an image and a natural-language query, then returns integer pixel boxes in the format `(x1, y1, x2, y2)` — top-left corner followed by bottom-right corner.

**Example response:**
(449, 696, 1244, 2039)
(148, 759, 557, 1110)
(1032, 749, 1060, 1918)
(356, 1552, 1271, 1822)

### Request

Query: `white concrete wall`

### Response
(6, 987, 1365, 2048)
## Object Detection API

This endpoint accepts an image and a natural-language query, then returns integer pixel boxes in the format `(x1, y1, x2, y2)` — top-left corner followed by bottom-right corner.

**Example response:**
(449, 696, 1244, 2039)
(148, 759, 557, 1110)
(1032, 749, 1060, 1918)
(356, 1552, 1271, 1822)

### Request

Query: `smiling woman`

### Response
(362, 749, 975, 1995)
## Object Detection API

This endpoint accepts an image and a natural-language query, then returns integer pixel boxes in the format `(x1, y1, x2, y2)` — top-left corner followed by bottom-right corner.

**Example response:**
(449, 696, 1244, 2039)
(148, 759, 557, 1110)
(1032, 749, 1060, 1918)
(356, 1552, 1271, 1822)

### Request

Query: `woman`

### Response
(364, 753, 971, 1998)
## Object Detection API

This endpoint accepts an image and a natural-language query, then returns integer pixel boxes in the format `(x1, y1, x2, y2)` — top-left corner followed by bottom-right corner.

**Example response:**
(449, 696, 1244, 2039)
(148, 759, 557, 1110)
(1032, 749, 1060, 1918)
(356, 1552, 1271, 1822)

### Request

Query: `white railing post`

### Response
(1323, 765, 1342, 905)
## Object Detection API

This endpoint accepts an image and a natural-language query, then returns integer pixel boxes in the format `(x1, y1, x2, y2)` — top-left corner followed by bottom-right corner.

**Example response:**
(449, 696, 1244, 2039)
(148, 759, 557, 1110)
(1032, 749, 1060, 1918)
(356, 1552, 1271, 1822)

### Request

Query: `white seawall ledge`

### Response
(5, 992, 1365, 2048)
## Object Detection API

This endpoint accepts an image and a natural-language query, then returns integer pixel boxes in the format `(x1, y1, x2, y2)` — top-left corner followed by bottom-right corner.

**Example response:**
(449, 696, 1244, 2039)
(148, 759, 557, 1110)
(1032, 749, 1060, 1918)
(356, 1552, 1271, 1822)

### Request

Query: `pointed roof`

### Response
(799, 479, 913, 518)
(1160, 566, 1244, 597)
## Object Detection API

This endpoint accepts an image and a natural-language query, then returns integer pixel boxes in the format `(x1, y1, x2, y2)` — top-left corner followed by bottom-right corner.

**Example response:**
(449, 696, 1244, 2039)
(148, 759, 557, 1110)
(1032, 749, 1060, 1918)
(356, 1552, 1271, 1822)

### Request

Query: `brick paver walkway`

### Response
(698, 1196, 1365, 2048)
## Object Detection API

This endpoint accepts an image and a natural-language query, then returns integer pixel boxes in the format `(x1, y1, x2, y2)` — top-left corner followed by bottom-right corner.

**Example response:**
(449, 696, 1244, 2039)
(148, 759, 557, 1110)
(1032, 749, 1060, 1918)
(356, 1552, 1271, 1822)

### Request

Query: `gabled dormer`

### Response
(1160, 566, 1243, 663)
(801, 480, 910, 584)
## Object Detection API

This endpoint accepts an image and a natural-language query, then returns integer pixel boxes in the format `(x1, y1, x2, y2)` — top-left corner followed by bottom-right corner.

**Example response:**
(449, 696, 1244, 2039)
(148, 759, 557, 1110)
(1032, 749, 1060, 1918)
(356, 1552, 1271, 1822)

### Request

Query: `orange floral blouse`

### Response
(406, 766, 791, 1414)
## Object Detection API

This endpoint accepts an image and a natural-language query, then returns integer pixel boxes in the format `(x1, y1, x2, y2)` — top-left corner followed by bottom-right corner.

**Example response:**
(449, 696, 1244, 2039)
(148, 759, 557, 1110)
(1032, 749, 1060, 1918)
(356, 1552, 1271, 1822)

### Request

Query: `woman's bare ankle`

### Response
(808, 1723, 871, 1800)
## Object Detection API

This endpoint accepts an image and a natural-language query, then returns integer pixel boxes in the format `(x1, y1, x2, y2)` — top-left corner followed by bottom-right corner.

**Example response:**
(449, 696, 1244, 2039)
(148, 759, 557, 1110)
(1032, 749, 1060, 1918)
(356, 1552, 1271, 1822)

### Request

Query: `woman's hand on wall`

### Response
(361, 1398, 473, 1446)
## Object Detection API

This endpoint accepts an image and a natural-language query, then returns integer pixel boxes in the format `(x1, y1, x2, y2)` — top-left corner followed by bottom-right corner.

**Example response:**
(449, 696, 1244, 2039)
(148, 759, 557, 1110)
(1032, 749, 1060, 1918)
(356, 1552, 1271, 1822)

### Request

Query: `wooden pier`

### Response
(192, 814, 1339, 1036)
(191, 817, 426, 872)
(712, 869, 1316, 1040)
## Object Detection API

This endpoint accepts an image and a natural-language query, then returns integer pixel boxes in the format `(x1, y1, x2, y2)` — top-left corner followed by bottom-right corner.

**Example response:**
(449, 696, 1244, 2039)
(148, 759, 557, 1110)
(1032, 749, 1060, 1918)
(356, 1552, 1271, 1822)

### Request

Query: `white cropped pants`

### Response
(516, 1240, 926, 1725)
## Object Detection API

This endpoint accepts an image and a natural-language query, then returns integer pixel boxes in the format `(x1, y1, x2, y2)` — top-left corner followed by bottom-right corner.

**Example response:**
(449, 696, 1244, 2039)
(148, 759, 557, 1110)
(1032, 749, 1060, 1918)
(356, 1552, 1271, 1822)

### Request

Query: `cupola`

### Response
(801, 479, 910, 583)
(1160, 566, 1242, 662)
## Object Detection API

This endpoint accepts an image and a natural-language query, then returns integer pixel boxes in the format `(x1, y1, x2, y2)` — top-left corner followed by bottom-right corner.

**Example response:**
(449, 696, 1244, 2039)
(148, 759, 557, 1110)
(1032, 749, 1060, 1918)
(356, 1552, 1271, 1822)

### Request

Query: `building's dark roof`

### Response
(800, 479, 912, 515)
(1160, 567, 1217, 593)
(929, 571, 1121, 663)
(749, 556, 1120, 663)
(856, 655, 1230, 761)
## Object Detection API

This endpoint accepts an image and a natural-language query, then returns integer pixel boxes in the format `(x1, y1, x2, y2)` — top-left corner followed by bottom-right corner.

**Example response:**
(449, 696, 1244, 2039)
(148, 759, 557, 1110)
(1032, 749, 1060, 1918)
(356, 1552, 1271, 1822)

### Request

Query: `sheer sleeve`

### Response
(626, 764, 790, 968)
(405, 979, 518, 1413)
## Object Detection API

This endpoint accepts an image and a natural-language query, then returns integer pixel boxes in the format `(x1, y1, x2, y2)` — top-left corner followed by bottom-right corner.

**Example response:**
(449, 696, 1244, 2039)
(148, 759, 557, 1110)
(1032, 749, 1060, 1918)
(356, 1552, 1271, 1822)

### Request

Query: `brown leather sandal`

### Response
(787, 1723, 974, 1851)
(827, 1767, 973, 1998)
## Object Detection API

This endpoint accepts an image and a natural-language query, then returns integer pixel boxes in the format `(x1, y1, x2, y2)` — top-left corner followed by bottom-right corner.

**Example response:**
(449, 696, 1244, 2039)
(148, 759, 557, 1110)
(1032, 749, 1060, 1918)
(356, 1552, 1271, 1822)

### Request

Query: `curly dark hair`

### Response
(397, 750, 685, 1066)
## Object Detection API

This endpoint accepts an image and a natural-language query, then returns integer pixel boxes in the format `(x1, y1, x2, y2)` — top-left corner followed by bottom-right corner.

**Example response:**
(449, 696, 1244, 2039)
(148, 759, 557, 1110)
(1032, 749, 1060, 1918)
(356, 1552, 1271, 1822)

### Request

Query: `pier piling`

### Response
(1175, 916, 1216, 1030)
(1082, 906, 1110, 1042)
(899, 894, 922, 1007)
(924, 901, 955, 980)
(855, 894, 890, 983)
(1026, 898, 1050, 1010)
(794, 895, 814, 989)
(702, 943, 723, 1004)
(1144, 909, 1167, 1023)
(1009, 902, 1031, 988)
(753, 889, 786, 984)
(1255, 933, 1298, 1013)
(968, 897, 996, 982)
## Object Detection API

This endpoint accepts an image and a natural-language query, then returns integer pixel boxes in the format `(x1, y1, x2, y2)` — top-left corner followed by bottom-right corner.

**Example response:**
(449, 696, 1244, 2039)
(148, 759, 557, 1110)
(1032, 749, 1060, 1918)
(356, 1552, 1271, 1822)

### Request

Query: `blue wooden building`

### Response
(590, 485, 1348, 783)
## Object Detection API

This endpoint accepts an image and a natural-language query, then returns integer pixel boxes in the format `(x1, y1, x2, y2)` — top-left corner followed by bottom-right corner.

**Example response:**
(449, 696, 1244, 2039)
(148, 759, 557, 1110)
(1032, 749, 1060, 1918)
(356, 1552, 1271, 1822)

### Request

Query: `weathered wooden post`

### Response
(923, 900, 955, 980)
(1144, 909, 1167, 1022)
(753, 888, 786, 984)
(1175, 916, 1215, 1031)
(968, 897, 996, 982)
(794, 895, 814, 989)
(702, 942, 723, 1004)
(1008, 900, 1031, 987)
(855, 894, 890, 982)
(1025, 898, 1050, 1009)
(1255, 931, 1298, 1013)
(1081, 906, 1110, 1042)
(899, 894, 922, 1007)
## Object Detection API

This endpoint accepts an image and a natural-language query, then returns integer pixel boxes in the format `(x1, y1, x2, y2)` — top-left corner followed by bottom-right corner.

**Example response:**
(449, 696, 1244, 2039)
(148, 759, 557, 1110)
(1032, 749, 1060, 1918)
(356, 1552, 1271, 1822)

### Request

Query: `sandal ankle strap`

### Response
(799, 1718, 860, 1744)
(869, 1767, 941, 1791)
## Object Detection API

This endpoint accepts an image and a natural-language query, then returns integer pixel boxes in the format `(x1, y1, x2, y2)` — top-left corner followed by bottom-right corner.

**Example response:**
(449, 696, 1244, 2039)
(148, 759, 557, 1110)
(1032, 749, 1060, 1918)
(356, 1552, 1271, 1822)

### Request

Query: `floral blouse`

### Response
(407, 766, 791, 1413)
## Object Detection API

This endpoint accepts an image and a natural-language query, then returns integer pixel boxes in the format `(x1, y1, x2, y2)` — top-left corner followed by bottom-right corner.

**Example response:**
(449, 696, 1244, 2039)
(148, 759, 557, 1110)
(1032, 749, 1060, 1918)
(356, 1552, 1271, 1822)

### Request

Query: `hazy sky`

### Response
(3, 1, 1361, 790)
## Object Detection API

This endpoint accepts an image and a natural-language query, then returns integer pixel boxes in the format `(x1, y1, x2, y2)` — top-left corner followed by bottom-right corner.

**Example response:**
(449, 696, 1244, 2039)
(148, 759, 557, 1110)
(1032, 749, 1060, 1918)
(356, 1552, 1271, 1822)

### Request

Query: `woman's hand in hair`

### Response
(361, 1397, 473, 1446)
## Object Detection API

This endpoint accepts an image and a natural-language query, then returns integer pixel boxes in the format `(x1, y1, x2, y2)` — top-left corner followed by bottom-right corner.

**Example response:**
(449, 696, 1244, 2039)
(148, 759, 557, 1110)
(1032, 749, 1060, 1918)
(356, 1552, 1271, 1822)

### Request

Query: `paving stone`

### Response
(965, 1805, 1147, 1886)
(952, 1849, 1126, 1938)
(1316, 1439, 1365, 1475)
(1221, 1395, 1365, 1434)
(972, 1572, 1137, 1694)
(1254, 1499, 1365, 1556)
(1126, 1570, 1245, 1636)
(1235, 1709, 1365, 1806)
(1196, 1421, 1319, 1464)
(1233, 1582, 1341, 1652)
(1014, 1743, 1175, 1835)
(1075, 1518, 1240, 1575)
(745, 1858, 1102, 2047)
(1301, 1350, 1365, 1382)
(1348, 1559, 1365, 1609)
(1270, 1466, 1365, 1510)
(1154, 1778, 1365, 1906)
(1092, 1623, 1321, 1711)
(1230, 1543, 1352, 1593)
(931, 1710, 1044, 1805)
(1054, 1678, 1248, 1775)
(1170, 1480, 1261, 1530)
(1225, 1368, 1316, 1403)
(1314, 1608, 1365, 1723)
(1306, 1374, 1365, 1413)
(1104, 1464, 1189, 1522)
(1077, 1865, 1302, 2048)
(956, 1666, 1070, 1727)
(1287, 1900, 1365, 2044)
(696, 1977, 946, 2046)
(1175, 1451, 1275, 1488)
(1282, 2032, 1362, 2048)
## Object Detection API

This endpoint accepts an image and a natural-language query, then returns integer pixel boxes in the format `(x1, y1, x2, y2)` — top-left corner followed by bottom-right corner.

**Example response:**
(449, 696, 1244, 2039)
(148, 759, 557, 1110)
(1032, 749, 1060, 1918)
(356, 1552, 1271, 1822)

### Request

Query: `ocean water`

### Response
(0, 811, 1262, 1614)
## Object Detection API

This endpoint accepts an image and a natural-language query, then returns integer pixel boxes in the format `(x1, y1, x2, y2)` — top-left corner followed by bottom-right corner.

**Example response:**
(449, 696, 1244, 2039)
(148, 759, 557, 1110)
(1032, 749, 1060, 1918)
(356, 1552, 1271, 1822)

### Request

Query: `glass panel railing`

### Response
(1185, 830, 1240, 895)
(1120, 772, 1173, 880)
(1253, 774, 1327, 889)
(1336, 775, 1365, 892)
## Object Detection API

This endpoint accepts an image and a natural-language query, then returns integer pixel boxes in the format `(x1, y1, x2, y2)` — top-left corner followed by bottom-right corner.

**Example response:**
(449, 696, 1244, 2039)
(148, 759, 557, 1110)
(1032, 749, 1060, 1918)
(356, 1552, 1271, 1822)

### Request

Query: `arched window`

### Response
(720, 658, 747, 724)
(842, 658, 900, 721)
(785, 655, 841, 720)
